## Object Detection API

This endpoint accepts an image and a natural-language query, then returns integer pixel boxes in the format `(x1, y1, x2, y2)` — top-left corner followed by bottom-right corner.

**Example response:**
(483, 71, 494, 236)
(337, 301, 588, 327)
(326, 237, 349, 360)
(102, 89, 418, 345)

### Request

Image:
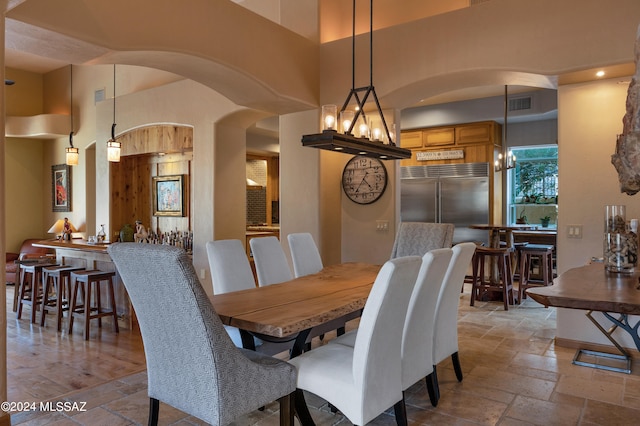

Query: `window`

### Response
(508, 146, 558, 227)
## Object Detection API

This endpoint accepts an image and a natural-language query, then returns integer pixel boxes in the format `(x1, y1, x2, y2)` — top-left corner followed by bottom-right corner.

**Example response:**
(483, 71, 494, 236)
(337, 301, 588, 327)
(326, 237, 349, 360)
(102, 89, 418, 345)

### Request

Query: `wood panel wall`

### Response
(110, 125, 193, 240)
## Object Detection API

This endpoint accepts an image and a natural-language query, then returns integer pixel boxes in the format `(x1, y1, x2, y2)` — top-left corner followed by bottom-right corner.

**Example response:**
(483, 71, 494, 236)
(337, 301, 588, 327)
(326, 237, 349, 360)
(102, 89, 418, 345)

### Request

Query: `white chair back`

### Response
(401, 248, 453, 390)
(433, 242, 476, 364)
(287, 232, 323, 277)
(351, 256, 422, 422)
(250, 236, 293, 286)
(206, 239, 256, 294)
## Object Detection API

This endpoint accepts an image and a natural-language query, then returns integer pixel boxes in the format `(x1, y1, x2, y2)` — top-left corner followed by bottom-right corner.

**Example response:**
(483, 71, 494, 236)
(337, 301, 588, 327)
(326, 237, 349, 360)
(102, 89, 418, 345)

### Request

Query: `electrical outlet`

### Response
(567, 225, 583, 239)
(376, 220, 389, 231)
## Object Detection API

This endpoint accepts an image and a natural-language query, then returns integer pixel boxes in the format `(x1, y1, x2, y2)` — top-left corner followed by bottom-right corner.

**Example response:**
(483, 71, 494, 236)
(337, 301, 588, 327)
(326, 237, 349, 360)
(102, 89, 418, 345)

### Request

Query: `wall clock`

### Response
(341, 156, 388, 204)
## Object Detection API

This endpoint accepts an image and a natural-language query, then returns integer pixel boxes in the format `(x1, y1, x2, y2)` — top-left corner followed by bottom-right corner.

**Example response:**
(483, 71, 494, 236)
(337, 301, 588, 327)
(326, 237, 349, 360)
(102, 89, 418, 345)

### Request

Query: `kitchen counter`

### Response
(34, 239, 135, 331)
(246, 225, 280, 232)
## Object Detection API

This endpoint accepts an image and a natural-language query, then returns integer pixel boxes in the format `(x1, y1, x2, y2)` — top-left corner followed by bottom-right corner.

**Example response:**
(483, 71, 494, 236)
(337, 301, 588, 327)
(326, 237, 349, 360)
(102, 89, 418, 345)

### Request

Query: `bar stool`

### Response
(16, 261, 59, 323)
(40, 265, 85, 331)
(470, 246, 514, 310)
(517, 244, 554, 303)
(68, 270, 119, 340)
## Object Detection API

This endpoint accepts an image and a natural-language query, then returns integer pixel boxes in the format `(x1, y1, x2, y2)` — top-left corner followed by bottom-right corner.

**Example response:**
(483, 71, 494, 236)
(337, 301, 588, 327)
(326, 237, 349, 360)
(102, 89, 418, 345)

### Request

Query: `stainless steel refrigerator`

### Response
(400, 162, 490, 245)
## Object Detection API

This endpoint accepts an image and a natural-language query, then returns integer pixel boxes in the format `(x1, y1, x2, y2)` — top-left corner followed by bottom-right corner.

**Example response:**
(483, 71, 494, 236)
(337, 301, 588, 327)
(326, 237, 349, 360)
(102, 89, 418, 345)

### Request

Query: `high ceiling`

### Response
(3, 1, 636, 108)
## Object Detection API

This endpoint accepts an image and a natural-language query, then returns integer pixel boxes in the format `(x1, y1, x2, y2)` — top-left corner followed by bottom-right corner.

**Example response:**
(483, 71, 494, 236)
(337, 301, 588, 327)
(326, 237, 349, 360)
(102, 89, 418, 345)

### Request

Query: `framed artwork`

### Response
(52, 164, 71, 212)
(153, 175, 187, 216)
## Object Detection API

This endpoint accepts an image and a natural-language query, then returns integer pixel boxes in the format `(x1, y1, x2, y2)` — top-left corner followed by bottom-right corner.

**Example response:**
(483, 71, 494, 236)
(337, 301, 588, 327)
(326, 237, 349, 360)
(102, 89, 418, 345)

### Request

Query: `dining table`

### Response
(527, 262, 640, 373)
(209, 262, 381, 357)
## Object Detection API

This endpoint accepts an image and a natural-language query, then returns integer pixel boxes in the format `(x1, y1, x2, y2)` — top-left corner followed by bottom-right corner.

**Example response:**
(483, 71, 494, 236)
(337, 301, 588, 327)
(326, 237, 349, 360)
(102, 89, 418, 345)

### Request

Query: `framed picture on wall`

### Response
(153, 175, 187, 217)
(52, 164, 71, 212)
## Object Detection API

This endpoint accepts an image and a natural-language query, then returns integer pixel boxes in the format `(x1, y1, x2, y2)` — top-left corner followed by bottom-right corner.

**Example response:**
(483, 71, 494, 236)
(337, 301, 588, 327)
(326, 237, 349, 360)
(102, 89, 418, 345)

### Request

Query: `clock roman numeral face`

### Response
(341, 156, 388, 204)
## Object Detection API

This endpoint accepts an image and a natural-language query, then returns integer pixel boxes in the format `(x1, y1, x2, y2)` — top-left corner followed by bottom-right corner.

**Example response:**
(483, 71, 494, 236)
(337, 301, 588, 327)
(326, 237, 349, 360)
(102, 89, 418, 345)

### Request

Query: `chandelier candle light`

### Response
(301, 0, 411, 161)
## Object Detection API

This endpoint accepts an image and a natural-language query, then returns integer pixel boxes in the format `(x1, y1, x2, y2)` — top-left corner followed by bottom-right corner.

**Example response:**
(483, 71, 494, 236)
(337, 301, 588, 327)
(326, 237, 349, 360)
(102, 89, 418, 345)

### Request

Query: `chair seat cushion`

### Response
(289, 344, 358, 417)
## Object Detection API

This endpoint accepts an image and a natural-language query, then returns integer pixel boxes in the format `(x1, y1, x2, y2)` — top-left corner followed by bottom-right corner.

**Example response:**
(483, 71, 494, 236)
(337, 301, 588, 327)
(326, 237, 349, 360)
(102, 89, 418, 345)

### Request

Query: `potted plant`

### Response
(516, 208, 528, 224)
(540, 216, 551, 227)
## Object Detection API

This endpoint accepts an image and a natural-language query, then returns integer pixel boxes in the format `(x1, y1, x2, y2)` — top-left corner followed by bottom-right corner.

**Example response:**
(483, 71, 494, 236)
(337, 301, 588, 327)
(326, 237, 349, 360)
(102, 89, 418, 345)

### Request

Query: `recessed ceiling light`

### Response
(596, 70, 605, 77)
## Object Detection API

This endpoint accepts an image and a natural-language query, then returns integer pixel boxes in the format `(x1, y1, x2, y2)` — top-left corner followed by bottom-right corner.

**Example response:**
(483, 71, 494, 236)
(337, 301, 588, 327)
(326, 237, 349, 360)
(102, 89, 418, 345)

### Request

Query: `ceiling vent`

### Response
(509, 96, 532, 112)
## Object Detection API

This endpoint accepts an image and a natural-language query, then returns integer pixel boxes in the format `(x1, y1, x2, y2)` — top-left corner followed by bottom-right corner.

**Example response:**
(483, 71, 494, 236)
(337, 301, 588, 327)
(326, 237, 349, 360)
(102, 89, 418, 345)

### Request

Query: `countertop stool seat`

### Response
(517, 244, 554, 303)
(470, 246, 515, 310)
(68, 270, 119, 340)
(41, 265, 86, 331)
(16, 261, 59, 323)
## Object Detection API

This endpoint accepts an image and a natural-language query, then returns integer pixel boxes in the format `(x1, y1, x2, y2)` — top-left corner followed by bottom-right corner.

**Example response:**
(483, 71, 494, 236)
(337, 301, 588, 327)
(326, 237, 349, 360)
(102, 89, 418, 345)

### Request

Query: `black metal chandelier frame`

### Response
(301, 0, 411, 160)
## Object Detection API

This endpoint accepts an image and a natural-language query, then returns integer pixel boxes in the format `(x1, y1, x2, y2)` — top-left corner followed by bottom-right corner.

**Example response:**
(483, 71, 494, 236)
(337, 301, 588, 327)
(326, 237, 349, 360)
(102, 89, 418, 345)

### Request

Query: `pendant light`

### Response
(494, 85, 516, 171)
(65, 65, 79, 166)
(107, 64, 121, 162)
(301, 0, 411, 160)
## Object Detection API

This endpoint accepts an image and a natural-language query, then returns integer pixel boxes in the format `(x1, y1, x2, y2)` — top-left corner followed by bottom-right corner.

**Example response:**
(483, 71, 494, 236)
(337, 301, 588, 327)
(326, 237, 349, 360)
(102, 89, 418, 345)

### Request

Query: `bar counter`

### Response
(33, 239, 136, 331)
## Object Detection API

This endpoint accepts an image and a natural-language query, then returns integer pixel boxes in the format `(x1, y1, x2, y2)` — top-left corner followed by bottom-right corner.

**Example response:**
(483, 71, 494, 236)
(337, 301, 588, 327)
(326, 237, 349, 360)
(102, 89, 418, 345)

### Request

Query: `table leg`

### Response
(571, 310, 635, 374)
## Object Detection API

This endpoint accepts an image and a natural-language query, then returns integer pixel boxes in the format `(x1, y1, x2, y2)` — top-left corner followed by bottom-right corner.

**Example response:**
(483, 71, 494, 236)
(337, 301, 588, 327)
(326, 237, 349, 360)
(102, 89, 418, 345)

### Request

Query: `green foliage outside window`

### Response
(512, 147, 558, 203)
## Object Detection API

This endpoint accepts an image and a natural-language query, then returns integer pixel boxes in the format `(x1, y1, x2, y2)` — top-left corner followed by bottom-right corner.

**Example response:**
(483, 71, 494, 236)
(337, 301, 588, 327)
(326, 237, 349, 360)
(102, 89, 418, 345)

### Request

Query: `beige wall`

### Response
(556, 77, 639, 348)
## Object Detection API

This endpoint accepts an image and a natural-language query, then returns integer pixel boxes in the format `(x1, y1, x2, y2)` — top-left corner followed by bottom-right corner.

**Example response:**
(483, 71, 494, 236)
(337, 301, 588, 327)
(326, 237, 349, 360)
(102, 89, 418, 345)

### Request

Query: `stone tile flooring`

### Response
(8, 284, 640, 425)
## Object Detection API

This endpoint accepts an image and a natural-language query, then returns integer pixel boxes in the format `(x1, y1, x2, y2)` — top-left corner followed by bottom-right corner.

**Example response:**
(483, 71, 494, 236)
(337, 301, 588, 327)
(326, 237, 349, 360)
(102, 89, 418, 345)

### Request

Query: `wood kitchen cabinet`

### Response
(399, 120, 501, 167)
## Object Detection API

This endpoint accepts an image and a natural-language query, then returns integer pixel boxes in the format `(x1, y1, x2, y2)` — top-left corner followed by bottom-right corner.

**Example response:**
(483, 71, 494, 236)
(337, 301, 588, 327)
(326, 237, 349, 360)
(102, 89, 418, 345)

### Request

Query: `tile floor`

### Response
(7, 284, 640, 425)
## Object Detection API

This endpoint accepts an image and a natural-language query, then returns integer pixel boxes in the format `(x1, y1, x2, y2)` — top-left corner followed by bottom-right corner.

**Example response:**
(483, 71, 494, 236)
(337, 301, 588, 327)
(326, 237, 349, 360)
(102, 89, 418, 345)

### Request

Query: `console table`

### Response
(527, 262, 640, 373)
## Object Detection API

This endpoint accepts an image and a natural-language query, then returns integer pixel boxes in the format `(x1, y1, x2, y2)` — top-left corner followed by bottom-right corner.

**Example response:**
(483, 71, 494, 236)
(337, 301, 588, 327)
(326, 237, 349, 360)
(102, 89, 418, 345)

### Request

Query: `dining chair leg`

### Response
(429, 367, 441, 406)
(452, 352, 463, 382)
(278, 393, 295, 426)
(393, 396, 408, 426)
(426, 372, 438, 407)
(294, 389, 315, 426)
(148, 397, 159, 426)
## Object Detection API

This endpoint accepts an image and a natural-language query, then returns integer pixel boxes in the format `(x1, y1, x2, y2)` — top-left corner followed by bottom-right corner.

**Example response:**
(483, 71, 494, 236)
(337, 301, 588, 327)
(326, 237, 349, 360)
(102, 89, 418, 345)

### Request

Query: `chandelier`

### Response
(301, 0, 411, 161)
(495, 85, 516, 171)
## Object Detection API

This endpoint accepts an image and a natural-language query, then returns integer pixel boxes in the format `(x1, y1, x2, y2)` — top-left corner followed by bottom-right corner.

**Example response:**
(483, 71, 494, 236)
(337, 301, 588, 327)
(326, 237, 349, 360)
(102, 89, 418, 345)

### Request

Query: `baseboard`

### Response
(554, 337, 640, 359)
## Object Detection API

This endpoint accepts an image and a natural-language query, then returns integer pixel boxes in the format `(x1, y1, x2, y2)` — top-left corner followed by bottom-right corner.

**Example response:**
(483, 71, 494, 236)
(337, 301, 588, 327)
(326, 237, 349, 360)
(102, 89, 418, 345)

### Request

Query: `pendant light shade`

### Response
(107, 64, 121, 163)
(66, 65, 79, 166)
(65, 133, 79, 165)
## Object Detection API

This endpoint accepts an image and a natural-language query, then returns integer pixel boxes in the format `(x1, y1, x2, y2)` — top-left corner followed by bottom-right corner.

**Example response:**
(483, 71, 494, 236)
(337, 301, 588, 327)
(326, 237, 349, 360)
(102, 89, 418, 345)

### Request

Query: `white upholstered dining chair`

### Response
(206, 239, 295, 355)
(429, 242, 476, 406)
(250, 236, 293, 286)
(329, 248, 454, 407)
(289, 256, 422, 426)
(287, 232, 323, 278)
(108, 243, 297, 426)
(390, 222, 454, 259)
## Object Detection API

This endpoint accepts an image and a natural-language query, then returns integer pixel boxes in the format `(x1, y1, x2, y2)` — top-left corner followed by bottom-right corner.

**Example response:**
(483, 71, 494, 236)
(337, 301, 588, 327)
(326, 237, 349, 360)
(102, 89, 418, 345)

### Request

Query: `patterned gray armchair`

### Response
(108, 243, 296, 426)
(390, 222, 455, 259)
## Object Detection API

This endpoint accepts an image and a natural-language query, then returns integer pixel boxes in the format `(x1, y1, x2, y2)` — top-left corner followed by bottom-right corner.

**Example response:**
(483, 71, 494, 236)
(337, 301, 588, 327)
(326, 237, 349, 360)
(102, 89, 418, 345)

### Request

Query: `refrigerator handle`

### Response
(436, 180, 441, 223)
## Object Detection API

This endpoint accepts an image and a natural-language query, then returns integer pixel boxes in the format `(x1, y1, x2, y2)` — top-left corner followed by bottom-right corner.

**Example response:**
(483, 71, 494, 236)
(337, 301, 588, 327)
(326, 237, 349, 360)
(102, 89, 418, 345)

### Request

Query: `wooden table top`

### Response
(469, 224, 537, 231)
(34, 239, 112, 253)
(527, 263, 640, 315)
(210, 262, 381, 338)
